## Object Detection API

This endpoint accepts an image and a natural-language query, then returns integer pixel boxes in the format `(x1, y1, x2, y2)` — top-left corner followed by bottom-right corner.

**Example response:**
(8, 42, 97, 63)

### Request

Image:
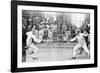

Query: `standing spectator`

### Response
(84, 21, 90, 47)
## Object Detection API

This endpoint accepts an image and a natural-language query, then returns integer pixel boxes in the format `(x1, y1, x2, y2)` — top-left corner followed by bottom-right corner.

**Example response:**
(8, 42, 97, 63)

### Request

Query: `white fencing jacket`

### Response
(70, 33, 88, 46)
(26, 31, 41, 46)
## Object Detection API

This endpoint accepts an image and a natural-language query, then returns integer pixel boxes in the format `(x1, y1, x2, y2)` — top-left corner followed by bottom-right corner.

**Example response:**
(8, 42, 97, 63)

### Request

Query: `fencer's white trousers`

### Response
(72, 43, 90, 57)
(26, 44, 38, 61)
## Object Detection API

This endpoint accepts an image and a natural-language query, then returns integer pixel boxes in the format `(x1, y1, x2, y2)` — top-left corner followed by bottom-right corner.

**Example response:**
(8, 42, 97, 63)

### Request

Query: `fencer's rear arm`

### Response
(70, 36, 77, 42)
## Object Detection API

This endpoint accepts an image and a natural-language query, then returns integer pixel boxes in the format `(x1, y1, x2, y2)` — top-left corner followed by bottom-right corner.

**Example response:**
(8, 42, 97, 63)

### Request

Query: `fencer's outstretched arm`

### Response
(70, 36, 77, 42)
(31, 34, 42, 43)
(26, 31, 42, 44)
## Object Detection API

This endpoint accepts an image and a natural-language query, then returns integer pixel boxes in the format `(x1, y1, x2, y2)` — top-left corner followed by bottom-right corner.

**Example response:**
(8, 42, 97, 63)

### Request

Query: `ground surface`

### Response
(25, 42, 89, 62)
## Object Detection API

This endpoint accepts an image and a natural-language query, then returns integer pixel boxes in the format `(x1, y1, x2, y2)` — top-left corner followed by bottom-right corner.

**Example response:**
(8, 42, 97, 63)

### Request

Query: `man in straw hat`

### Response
(70, 29, 90, 59)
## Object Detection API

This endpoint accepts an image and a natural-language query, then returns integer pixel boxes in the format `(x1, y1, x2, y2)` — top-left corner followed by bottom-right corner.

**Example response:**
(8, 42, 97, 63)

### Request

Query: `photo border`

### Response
(11, 1, 97, 72)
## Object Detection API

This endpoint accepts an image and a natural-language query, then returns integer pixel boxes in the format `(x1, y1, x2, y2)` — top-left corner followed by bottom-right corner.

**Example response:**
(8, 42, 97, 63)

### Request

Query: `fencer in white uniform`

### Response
(26, 28, 42, 60)
(70, 29, 90, 59)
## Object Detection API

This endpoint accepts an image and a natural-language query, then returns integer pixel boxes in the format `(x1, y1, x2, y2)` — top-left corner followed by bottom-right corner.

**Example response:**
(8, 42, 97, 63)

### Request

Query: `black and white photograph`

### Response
(11, 1, 97, 72)
(22, 11, 90, 62)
